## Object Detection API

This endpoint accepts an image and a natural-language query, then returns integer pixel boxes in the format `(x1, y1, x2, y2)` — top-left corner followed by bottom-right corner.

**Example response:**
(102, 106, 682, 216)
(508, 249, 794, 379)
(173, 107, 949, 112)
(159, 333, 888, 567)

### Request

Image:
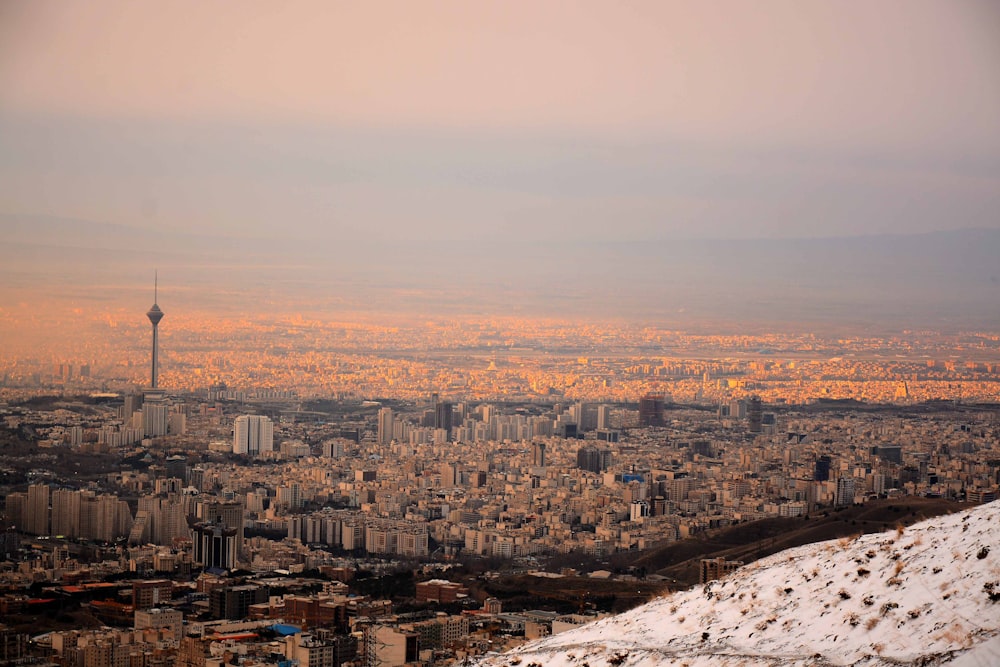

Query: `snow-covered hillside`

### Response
(477, 501, 1000, 666)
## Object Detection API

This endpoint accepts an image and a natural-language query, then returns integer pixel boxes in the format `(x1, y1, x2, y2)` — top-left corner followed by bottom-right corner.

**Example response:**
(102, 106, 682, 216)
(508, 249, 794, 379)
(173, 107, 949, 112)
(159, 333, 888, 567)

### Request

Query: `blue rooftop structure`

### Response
(270, 624, 301, 637)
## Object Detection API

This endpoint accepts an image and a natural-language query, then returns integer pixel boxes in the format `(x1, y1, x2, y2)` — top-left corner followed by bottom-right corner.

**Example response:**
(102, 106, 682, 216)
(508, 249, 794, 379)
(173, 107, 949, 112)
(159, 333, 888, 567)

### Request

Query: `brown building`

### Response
(414, 580, 468, 604)
(0, 625, 28, 665)
(318, 566, 354, 583)
(406, 615, 470, 650)
(284, 631, 357, 667)
(348, 599, 392, 620)
(132, 580, 173, 610)
(250, 596, 348, 632)
(699, 557, 743, 584)
(209, 585, 269, 620)
(638, 394, 665, 427)
(176, 635, 211, 667)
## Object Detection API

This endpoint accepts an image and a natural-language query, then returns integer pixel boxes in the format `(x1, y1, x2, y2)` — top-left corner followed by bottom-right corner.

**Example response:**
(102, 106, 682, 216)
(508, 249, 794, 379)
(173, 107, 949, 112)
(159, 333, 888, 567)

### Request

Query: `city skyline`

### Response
(1, 4, 999, 665)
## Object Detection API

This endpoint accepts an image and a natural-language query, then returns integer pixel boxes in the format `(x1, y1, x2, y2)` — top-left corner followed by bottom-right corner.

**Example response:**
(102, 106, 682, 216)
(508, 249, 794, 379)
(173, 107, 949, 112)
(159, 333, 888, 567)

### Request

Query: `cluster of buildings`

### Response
(3, 309, 1000, 407)
(4, 390, 998, 577)
(0, 563, 607, 667)
(0, 294, 997, 666)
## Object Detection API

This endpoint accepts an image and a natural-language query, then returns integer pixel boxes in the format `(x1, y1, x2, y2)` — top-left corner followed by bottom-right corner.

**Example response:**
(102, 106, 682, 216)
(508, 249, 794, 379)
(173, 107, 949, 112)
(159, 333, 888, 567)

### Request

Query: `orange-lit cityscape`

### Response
(1, 303, 998, 663)
(4, 314, 1000, 405)
(2, 1, 999, 665)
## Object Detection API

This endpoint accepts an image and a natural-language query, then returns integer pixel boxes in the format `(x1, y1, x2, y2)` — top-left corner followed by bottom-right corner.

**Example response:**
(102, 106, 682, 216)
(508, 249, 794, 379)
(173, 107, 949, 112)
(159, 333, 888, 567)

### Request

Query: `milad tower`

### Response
(146, 273, 164, 388)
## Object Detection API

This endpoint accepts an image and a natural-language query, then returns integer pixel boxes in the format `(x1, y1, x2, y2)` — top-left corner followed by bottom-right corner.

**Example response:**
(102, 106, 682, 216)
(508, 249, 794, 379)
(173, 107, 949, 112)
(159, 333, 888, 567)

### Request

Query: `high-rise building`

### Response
(209, 584, 268, 619)
(168, 410, 187, 435)
(597, 404, 612, 430)
(26, 484, 50, 536)
(435, 402, 453, 439)
(748, 395, 763, 433)
(142, 395, 170, 438)
(4, 493, 27, 532)
(531, 442, 546, 467)
(196, 500, 245, 556)
(0, 626, 28, 665)
(78, 491, 133, 542)
(132, 580, 174, 610)
(233, 415, 274, 455)
(165, 455, 187, 482)
(129, 511, 150, 545)
(189, 467, 205, 491)
(196, 500, 244, 530)
(123, 393, 144, 421)
(638, 394, 665, 427)
(377, 407, 393, 445)
(155, 495, 190, 545)
(894, 381, 910, 401)
(192, 518, 239, 570)
(872, 445, 903, 464)
(577, 446, 612, 473)
(835, 477, 856, 507)
(146, 273, 164, 389)
(814, 455, 832, 482)
(440, 463, 459, 487)
(51, 488, 81, 538)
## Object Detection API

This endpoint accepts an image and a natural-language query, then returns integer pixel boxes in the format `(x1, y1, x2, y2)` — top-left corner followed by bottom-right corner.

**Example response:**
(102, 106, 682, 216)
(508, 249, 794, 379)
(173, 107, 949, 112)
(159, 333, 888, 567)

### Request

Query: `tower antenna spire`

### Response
(154, 269, 158, 303)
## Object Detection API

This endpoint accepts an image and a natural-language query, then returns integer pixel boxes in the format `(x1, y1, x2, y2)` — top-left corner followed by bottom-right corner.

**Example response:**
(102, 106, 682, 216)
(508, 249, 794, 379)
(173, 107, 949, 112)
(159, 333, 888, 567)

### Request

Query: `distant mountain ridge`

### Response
(2, 214, 998, 326)
(4, 213, 998, 254)
(475, 501, 1000, 667)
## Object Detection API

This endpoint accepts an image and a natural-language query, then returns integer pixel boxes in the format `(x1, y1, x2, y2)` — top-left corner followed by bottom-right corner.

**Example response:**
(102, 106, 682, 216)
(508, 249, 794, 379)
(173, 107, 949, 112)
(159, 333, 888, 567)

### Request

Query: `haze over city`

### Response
(2, 0, 999, 332)
(1, 3, 999, 667)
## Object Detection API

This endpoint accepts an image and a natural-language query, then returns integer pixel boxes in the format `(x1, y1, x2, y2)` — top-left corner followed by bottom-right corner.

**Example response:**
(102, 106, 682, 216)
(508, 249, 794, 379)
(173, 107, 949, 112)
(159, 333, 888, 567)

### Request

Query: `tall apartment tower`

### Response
(531, 442, 546, 467)
(748, 395, 763, 433)
(597, 404, 612, 430)
(577, 446, 612, 473)
(25, 484, 50, 536)
(51, 488, 82, 538)
(440, 462, 459, 487)
(192, 518, 238, 570)
(123, 393, 144, 421)
(835, 477, 856, 507)
(814, 455, 832, 482)
(142, 397, 170, 438)
(232, 415, 274, 455)
(377, 407, 393, 445)
(638, 394, 665, 427)
(146, 273, 164, 389)
(435, 401, 453, 439)
(5, 492, 26, 529)
(196, 500, 245, 556)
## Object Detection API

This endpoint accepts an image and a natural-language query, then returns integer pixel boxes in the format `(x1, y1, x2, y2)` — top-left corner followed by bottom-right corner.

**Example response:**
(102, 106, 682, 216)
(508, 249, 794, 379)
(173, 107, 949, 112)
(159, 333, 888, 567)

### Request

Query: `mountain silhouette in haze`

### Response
(2, 214, 997, 327)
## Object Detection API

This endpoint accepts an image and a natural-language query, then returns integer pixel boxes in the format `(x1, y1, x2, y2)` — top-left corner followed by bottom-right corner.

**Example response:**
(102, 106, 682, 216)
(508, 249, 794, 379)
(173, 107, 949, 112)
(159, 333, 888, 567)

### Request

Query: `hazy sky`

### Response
(1, 0, 998, 242)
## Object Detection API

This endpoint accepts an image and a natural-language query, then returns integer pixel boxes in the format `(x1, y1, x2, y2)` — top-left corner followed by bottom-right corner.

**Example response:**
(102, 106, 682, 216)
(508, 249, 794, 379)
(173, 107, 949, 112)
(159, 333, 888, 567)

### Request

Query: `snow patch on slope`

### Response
(477, 501, 1000, 667)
